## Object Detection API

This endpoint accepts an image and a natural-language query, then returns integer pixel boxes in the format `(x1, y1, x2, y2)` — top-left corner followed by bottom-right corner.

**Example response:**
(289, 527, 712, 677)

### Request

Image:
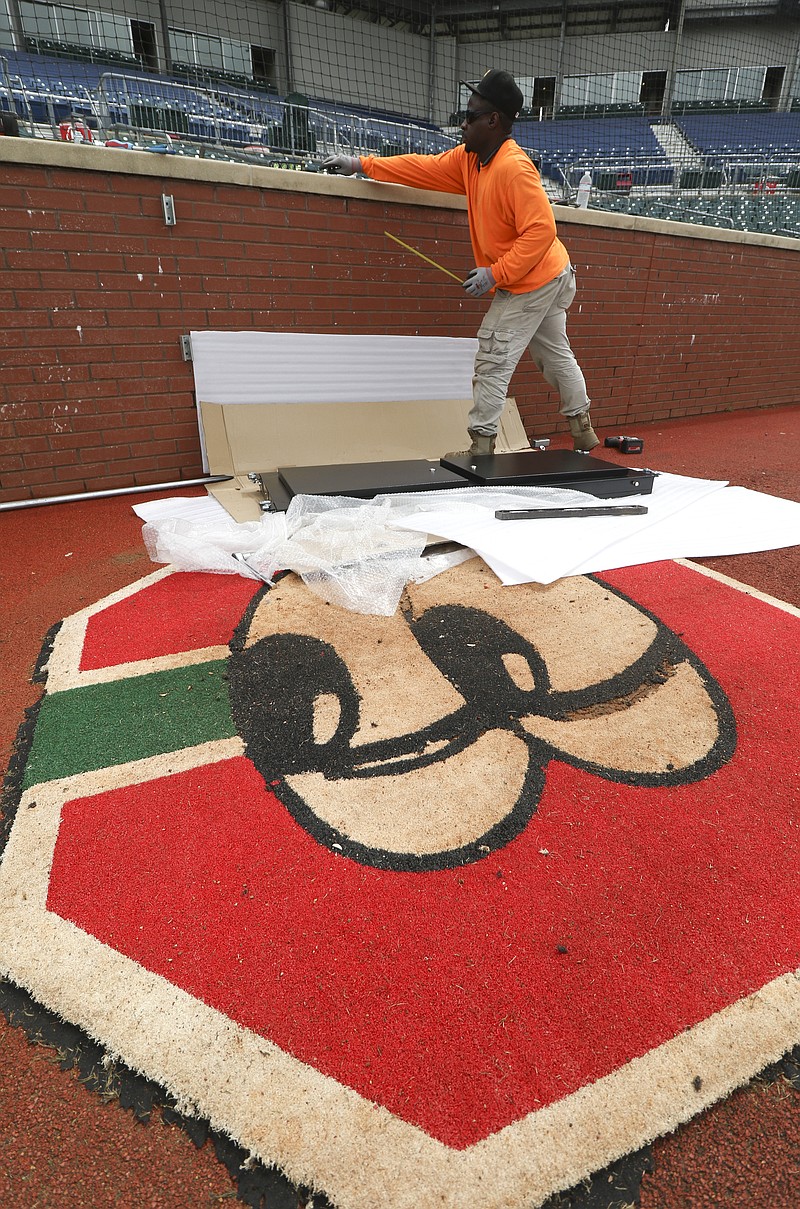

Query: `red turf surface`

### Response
(79, 571, 260, 670)
(1, 403, 799, 1206)
(0, 1018, 234, 1207)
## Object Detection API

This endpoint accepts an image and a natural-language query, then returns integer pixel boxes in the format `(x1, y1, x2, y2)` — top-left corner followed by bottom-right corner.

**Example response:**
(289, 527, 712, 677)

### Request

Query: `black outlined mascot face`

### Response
(228, 559, 735, 872)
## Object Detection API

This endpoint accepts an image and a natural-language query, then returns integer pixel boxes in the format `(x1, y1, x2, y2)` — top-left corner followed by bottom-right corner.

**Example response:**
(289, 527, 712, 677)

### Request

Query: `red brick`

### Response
(0, 466, 57, 489)
(84, 192, 143, 216)
(52, 460, 107, 481)
(6, 209, 58, 233)
(59, 212, 119, 235)
(20, 445, 86, 469)
(40, 271, 100, 291)
(73, 456, 155, 479)
(103, 310, 162, 329)
(69, 252, 127, 273)
(7, 434, 53, 455)
(86, 362, 146, 382)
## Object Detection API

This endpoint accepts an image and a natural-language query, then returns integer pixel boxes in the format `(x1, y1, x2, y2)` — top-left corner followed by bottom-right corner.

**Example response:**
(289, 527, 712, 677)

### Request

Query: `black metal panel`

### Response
(439, 450, 655, 496)
(256, 471, 293, 512)
(274, 459, 471, 501)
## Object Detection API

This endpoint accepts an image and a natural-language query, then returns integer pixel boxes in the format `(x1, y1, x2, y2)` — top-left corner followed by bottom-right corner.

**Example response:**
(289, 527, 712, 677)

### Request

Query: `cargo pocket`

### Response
(475, 328, 514, 377)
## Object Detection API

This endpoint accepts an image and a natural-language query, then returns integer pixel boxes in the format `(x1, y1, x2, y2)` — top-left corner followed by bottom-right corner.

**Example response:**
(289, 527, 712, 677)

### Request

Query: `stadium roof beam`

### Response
(301, 0, 432, 33)
(434, 0, 670, 15)
(683, 0, 787, 18)
(433, 0, 674, 36)
(302, 0, 678, 35)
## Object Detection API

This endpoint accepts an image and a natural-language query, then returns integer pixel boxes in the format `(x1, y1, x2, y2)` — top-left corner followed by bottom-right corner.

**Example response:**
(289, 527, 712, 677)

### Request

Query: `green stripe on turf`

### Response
(23, 660, 235, 790)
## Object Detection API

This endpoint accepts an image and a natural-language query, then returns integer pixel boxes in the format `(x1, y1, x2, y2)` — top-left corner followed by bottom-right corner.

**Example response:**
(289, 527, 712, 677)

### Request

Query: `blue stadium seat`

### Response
(676, 113, 800, 163)
(515, 116, 672, 186)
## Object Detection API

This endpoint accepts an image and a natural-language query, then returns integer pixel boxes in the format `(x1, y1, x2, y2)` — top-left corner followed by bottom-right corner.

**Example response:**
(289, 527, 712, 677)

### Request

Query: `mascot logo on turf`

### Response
(228, 561, 735, 872)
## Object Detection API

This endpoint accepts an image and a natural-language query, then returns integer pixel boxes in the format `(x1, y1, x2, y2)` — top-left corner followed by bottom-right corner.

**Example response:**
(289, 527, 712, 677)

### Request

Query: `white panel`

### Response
(189, 331, 478, 406)
(395, 473, 732, 586)
(396, 477, 800, 587)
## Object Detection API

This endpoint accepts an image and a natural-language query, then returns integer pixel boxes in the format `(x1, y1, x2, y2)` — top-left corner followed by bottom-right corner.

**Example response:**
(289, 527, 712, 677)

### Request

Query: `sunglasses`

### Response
(463, 107, 494, 124)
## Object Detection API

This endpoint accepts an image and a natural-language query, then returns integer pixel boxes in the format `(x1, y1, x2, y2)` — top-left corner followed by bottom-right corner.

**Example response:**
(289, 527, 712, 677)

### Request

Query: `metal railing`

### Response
(93, 72, 456, 158)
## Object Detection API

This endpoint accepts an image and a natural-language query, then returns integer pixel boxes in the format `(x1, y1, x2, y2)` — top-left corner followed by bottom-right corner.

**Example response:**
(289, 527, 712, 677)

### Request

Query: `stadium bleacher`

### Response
(515, 116, 674, 188)
(676, 112, 800, 164)
(1, 48, 455, 156)
(3, 46, 800, 238)
(592, 192, 800, 237)
(3, 50, 101, 125)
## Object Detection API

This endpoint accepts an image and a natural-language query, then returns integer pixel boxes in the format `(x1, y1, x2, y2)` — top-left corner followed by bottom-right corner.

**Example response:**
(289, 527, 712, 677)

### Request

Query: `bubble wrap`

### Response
(142, 484, 597, 615)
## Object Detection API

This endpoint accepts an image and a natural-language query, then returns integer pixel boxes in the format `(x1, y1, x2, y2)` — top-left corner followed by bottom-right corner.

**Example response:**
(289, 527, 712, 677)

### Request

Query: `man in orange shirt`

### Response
(323, 69, 597, 456)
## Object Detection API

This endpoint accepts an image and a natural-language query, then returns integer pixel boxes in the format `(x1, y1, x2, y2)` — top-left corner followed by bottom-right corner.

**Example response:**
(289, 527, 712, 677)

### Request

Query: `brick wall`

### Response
(2, 142, 799, 503)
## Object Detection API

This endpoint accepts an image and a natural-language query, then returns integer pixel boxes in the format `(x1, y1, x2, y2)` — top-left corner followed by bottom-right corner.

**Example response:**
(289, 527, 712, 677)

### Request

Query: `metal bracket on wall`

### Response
(180, 335, 193, 361)
(162, 194, 176, 226)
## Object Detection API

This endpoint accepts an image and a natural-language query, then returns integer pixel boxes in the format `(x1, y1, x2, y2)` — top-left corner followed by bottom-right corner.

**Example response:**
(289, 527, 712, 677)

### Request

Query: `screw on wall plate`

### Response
(179, 335, 192, 361)
(162, 194, 176, 226)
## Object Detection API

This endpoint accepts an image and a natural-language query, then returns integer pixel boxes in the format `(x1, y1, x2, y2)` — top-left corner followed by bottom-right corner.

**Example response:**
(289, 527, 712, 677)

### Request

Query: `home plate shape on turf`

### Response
(1, 559, 799, 1209)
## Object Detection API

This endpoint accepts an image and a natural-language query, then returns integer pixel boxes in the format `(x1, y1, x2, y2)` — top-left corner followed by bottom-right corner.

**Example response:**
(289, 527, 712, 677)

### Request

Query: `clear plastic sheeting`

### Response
(259, 495, 430, 615)
(141, 485, 596, 615)
(144, 494, 427, 615)
(377, 483, 597, 521)
(142, 512, 288, 578)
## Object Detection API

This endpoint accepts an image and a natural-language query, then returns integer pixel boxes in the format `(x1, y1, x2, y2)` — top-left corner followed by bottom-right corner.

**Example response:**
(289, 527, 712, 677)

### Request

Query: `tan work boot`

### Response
(468, 430, 496, 457)
(567, 411, 600, 452)
(446, 430, 497, 458)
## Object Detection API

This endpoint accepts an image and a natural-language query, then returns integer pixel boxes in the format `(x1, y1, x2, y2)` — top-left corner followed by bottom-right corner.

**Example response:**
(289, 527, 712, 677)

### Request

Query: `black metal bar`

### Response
(494, 505, 649, 521)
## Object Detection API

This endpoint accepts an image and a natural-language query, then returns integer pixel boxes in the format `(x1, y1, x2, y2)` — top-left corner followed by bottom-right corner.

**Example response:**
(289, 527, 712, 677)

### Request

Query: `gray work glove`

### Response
(463, 266, 496, 297)
(321, 154, 361, 175)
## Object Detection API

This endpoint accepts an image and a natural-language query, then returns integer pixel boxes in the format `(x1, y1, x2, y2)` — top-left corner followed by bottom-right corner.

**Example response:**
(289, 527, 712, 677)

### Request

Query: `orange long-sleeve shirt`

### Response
(359, 140, 569, 294)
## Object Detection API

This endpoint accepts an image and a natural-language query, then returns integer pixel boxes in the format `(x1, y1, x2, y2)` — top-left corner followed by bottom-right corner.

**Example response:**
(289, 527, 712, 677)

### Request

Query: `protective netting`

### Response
(142, 485, 598, 615)
(3, 3, 800, 233)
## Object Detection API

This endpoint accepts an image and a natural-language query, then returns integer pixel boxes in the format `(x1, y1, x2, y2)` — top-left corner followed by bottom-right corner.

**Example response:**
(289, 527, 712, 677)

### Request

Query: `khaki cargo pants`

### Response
(468, 264, 590, 437)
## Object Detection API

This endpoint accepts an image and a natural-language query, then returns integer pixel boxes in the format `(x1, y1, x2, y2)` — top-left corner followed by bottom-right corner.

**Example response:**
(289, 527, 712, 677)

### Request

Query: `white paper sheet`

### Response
(494, 486, 800, 583)
(132, 495, 231, 523)
(394, 472, 731, 584)
(566, 485, 800, 575)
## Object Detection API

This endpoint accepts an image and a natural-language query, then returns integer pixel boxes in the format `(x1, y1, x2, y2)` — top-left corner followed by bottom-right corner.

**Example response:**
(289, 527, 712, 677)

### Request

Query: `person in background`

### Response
(323, 69, 598, 455)
(0, 111, 20, 136)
